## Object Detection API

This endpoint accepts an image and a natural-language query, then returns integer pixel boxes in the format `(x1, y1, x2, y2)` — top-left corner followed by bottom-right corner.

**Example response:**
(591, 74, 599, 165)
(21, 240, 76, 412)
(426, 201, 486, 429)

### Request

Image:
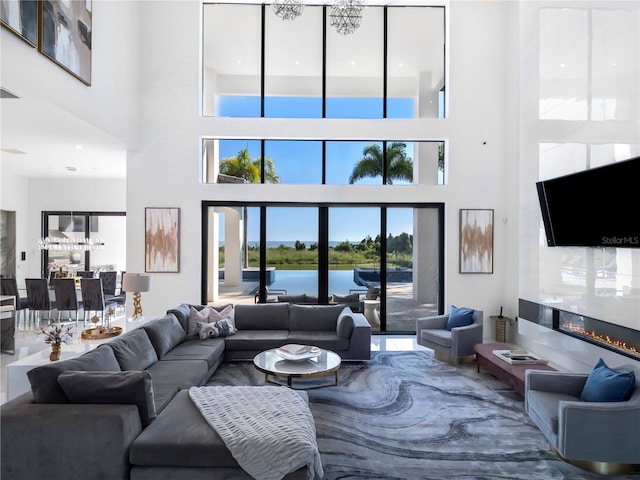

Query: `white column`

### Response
(414, 209, 440, 308)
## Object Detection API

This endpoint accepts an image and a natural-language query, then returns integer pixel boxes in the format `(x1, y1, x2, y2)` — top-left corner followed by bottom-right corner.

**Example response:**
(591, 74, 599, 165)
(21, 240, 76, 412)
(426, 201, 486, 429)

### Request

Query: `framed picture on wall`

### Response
(1, 0, 38, 47)
(145, 208, 180, 273)
(459, 209, 494, 274)
(39, 0, 92, 85)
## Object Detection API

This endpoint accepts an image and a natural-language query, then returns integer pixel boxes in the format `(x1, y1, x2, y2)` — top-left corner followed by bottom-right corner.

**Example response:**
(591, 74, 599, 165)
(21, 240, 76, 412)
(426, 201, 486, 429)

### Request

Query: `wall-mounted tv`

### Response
(536, 156, 640, 248)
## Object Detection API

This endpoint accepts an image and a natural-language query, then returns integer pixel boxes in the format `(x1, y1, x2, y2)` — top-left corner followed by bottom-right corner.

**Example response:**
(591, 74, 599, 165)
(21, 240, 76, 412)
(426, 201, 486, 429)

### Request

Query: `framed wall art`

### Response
(459, 209, 494, 274)
(145, 208, 180, 273)
(39, 0, 92, 85)
(1, 0, 38, 47)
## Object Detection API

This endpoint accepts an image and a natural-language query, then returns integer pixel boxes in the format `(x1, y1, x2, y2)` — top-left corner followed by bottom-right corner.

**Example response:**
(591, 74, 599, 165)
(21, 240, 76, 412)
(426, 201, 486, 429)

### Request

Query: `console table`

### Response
(474, 342, 557, 395)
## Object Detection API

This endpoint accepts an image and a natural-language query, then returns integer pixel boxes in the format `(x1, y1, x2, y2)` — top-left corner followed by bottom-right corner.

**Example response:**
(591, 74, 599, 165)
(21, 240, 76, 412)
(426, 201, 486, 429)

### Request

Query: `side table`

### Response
(489, 315, 514, 343)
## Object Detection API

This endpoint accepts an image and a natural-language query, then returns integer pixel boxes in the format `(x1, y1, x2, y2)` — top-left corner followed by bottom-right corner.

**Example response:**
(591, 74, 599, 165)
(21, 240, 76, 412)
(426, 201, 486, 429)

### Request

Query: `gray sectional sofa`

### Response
(1, 302, 371, 480)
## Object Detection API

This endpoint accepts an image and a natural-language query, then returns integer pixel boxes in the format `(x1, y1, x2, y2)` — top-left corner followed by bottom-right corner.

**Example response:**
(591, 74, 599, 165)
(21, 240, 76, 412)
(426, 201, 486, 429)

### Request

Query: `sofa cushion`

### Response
(130, 389, 311, 468)
(277, 294, 307, 304)
(223, 330, 290, 351)
(234, 303, 290, 330)
(289, 304, 344, 331)
(187, 305, 234, 337)
(143, 314, 187, 358)
(287, 331, 350, 351)
(147, 360, 209, 412)
(161, 337, 225, 370)
(336, 307, 355, 339)
(332, 293, 359, 304)
(446, 306, 474, 330)
(57, 370, 156, 427)
(420, 329, 451, 348)
(580, 358, 636, 402)
(527, 389, 579, 434)
(27, 346, 121, 403)
(108, 329, 159, 371)
(166, 303, 191, 333)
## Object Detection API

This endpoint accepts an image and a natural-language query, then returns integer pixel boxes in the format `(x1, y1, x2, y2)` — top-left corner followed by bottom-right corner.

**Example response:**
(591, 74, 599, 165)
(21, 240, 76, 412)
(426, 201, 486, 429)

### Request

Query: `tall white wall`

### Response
(0, 1, 141, 147)
(129, 0, 517, 327)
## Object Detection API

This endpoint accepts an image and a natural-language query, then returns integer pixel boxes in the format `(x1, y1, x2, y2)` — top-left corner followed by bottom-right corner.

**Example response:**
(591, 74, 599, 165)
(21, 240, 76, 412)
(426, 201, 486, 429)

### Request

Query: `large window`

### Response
(204, 138, 445, 186)
(202, 4, 446, 119)
(203, 202, 443, 333)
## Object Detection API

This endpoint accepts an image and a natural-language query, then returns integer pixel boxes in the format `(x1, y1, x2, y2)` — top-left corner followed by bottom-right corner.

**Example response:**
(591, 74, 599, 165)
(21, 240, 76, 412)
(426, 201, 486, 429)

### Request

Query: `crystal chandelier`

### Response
(330, 0, 364, 35)
(272, 0, 304, 21)
(38, 236, 105, 251)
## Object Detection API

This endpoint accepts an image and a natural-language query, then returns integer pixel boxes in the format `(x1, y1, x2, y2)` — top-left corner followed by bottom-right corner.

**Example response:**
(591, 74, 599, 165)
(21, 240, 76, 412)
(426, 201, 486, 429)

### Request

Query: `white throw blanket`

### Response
(189, 386, 324, 480)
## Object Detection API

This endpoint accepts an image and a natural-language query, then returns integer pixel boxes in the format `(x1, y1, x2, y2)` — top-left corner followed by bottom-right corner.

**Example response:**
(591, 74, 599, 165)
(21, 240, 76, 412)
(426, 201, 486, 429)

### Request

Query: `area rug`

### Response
(206, 351, 635, 479)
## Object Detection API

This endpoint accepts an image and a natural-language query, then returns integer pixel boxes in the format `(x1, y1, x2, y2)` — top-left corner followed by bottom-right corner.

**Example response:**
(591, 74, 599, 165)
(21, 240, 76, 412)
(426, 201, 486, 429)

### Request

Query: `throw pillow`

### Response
(580, 358, 636, 402)
(57, 370, 157, 427)
(445, 305, 475, 331)
(198, 318, 236, 340)
(187, 304, 234, 336)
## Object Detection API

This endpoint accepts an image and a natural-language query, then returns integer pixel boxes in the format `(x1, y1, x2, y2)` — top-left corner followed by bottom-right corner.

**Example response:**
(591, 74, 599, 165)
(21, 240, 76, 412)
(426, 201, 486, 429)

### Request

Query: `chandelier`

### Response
(38, 236, 105, 251)
(330, 0, 364, 35)
(272, 0, 304, 21)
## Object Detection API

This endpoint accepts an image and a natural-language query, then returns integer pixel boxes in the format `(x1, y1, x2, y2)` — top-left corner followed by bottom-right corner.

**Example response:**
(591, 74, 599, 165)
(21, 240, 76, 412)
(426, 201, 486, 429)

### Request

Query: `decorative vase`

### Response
(50, 344, 61, 362)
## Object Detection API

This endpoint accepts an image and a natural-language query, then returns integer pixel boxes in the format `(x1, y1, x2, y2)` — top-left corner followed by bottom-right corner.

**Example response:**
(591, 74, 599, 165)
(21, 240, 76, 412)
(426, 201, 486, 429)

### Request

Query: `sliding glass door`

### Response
(203, 202, 443, 333)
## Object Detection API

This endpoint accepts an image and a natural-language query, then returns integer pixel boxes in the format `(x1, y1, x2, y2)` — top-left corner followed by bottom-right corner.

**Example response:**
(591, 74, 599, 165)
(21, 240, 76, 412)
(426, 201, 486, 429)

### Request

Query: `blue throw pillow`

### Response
(580, 358, 636, 402)
(446, 305, 474, 331)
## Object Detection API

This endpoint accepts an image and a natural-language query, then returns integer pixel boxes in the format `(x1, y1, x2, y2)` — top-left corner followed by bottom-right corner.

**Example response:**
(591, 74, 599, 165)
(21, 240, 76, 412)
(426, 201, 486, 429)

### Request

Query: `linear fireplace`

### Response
(519, 299, 640, 361)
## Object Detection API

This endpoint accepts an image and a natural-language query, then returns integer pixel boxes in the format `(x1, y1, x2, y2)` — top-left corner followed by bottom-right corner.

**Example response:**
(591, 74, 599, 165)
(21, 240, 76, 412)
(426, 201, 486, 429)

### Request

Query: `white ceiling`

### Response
(0, 91, 127, 180)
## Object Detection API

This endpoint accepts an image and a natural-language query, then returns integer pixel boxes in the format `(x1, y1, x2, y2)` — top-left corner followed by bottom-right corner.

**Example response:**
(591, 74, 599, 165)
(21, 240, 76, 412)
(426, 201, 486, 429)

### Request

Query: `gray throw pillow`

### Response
(57, 370, 156, 427)
(336, 307, 355, 339)
(27, 345, 121, 404)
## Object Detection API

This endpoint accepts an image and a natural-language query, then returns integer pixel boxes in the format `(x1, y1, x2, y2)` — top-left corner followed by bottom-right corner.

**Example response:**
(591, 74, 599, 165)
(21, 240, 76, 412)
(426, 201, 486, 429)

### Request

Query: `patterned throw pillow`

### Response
(198, 318, 236, 339)
(187, 305, 234, 336)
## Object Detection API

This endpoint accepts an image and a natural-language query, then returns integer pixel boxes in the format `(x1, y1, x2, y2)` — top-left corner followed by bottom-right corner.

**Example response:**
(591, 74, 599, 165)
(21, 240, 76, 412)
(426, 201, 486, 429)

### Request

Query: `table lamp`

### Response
(122, 273, 151, 319)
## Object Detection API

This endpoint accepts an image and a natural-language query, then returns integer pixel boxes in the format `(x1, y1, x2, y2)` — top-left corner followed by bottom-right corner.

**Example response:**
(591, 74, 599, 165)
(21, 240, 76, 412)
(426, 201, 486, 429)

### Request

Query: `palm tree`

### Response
(348, 142, 413, 184)
(219, 148, 280, 184)
(219, 149, 280, 267)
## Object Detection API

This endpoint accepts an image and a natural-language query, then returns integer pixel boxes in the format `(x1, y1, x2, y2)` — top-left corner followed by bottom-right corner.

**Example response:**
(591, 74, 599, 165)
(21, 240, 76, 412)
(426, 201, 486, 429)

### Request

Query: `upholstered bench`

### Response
(129, 389, 309, 480)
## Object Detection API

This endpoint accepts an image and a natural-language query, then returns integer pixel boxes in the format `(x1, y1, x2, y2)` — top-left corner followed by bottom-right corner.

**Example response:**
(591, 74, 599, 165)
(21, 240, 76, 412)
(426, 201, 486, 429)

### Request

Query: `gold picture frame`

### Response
(145, 208, 180, 273)
(459, 209, 494, 274)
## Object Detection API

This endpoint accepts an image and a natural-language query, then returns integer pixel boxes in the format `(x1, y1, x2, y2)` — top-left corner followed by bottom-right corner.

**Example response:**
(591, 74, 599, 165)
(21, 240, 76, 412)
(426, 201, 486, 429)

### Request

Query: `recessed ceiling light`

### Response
(74, 144, 84, 150)
(559, 63, 565, 68)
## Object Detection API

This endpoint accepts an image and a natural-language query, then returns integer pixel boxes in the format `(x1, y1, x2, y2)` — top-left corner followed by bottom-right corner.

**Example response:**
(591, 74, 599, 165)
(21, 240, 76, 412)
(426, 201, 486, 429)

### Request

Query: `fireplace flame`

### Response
(565, 323, 640, 357)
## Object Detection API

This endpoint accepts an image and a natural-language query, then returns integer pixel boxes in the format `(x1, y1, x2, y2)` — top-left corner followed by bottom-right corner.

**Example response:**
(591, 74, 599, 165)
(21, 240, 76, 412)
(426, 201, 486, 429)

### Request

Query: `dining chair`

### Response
(0, 277, 29, 325)
(53, 278, 82, 327)
(81, 278, 108, 325)
(25, 278, 55, 327)
(75, 270, 94, 279)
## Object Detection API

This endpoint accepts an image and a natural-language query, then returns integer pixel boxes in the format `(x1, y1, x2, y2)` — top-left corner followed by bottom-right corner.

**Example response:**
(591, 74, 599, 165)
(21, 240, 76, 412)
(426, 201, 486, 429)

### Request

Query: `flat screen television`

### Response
(536, 156, 640, 248)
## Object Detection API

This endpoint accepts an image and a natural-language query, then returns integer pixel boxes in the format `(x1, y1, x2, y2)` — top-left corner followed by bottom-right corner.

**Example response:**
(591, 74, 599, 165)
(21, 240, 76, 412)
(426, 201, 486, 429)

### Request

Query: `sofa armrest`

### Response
(416, 314, 448, 331)
(348, 312, 371, 360)
(450, 322, 482, 355)
(559, 396, 640, 462)
(1, 394, 143, 480)
(525, 370, 587, 397)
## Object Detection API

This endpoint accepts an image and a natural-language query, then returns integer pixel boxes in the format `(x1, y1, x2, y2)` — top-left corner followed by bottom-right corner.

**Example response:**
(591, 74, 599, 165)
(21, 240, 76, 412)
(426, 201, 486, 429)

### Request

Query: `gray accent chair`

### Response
(525, 366, 640, 471)
(416, 309, 483, 363)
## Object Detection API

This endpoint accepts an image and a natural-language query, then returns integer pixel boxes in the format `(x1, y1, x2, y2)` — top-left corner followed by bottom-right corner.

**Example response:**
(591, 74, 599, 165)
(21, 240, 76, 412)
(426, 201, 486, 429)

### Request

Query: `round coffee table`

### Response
(253, 348, 341, 389)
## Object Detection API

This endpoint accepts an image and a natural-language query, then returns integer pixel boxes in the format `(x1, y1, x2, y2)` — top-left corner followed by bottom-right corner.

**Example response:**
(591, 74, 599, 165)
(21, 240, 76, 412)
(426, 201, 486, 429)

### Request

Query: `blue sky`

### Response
(218, 96, 415, 242)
